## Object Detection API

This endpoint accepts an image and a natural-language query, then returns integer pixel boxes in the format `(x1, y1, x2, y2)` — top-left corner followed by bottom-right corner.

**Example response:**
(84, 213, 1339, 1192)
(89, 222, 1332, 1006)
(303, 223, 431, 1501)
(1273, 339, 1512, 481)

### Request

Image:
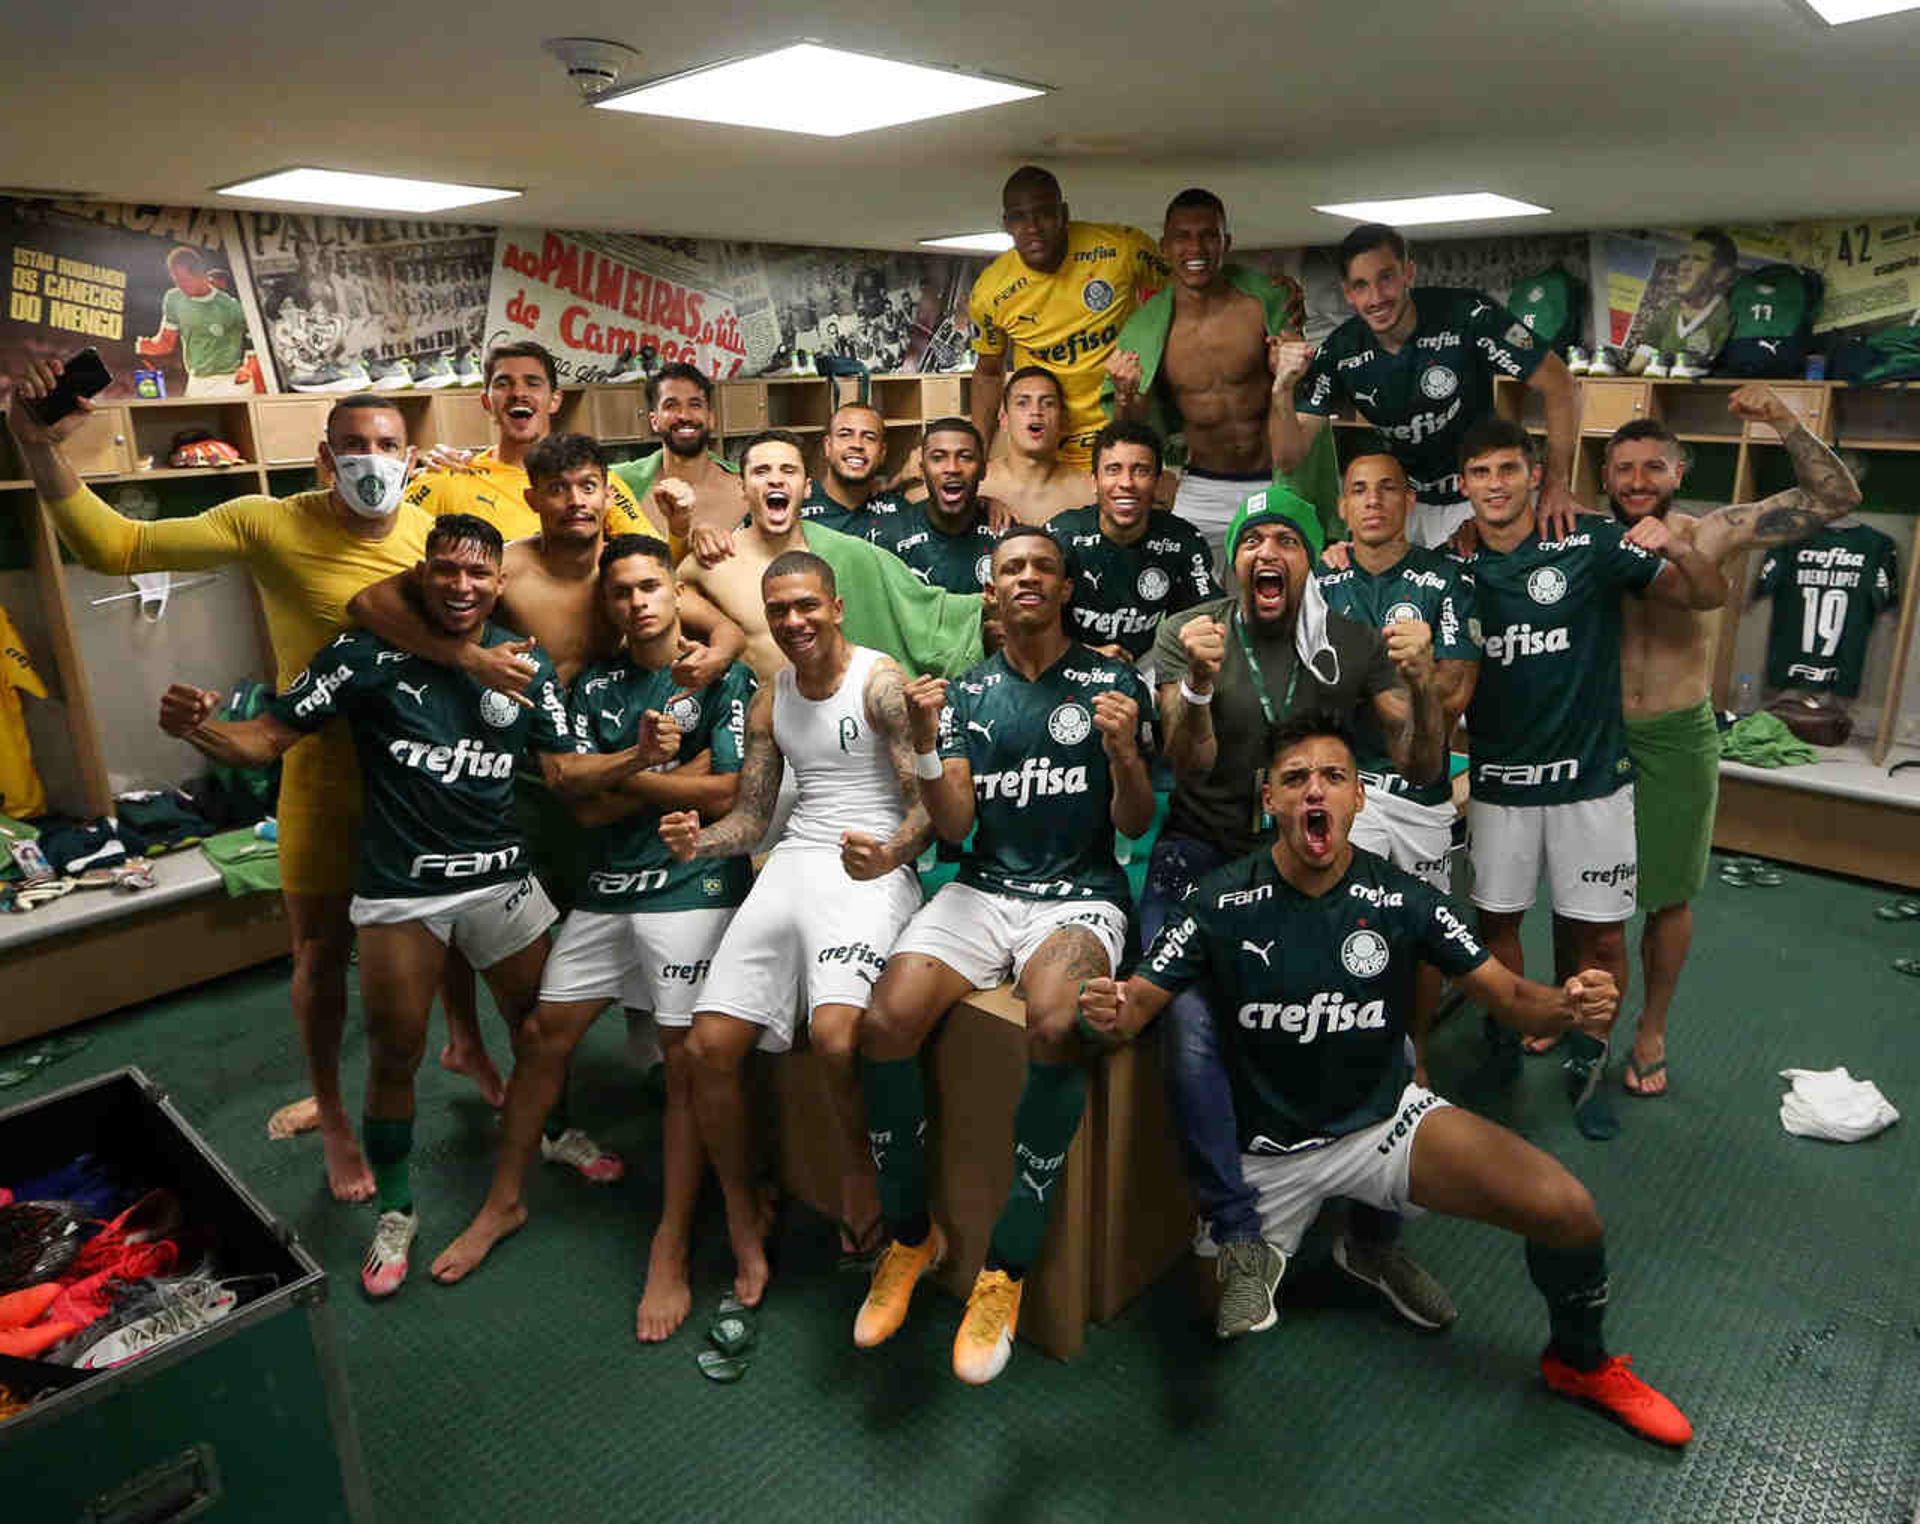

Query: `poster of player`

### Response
(1254, 233, 1590, 346)
(241, 213, 493, 390)
(0, 197, 267, 410)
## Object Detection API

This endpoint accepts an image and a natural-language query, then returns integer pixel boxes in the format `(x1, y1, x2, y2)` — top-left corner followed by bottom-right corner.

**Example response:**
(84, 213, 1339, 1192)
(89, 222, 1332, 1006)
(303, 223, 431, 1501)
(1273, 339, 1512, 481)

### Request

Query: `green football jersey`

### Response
(1316, 546, 1479, 806)
(868, 501, 997, 593)
(1756, 523, 1899, 697)
(1048, 506, 1219, 659)
(1299, 288, 1547, 503)
(1463, 520, 1662, 805)
(799, 482, 908, 540)
(1141, 848, 1488, 1151)
(570, 655, 757, 912)
(270, 626, 576, 898)
(936, 642, 1155, 904)
(1637, 296, 1732, 364)
(163, 286, 248, 377)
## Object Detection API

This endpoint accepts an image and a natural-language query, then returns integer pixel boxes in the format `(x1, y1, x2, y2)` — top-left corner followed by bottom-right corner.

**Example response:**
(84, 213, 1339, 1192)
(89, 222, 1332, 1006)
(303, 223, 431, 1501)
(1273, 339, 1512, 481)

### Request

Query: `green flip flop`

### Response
(708, 1310, 758, 1358)
(1893, 958, 1920, 979)
(696, 1350, 750, 1383)
(1874, 900, 1920, 921)
(1749, 869, 1786, 887)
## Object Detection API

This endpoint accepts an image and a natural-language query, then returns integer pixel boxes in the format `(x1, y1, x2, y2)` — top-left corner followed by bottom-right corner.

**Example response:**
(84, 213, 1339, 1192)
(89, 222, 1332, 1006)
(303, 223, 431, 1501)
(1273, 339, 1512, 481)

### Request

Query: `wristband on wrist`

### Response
(1179, 679, 1214, 706)
(913, 749, 944, 781)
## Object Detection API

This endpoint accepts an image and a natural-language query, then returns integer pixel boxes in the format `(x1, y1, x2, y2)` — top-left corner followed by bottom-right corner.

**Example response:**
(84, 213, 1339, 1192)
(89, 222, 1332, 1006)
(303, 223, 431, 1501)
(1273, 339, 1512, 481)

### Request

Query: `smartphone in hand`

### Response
(25, 347, 114, 426)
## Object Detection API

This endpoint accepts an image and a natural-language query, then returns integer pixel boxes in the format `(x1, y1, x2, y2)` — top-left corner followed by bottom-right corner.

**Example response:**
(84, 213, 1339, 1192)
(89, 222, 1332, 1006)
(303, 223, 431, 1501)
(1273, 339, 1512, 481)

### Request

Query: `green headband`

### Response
(1227, 485, 1324, 561)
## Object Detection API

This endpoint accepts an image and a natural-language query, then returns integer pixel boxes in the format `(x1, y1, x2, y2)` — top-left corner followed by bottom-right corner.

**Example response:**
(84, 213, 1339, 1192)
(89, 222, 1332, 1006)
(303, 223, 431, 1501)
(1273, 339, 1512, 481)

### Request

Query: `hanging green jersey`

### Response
(570, 655, 758, 912)
(1141, 848, 1488, 1151)
(937, 643, 1155, 904)
(867, 501, 998, 593)
(1048, 506, 1219, 659)
(1316, 546, 1480, 806)
(1756, 523, 1899, 697)
(1463, 520, 1662, 805)
(162, 286, 248, 377)
(799, 482, 909, 540)
(270, 626, 576, 898)
(1299, 288, 1547, 504)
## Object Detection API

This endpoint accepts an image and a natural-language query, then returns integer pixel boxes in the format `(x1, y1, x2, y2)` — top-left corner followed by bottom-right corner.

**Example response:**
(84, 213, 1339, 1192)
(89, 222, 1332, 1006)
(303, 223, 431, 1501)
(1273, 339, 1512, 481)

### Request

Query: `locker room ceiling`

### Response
(3, 0, 1919, 249)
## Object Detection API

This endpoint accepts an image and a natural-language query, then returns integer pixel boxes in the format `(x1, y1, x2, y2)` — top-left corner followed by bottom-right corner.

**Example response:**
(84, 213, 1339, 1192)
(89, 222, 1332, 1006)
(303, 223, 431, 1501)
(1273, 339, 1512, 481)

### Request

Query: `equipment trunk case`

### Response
(0, 1067, 371, 1521)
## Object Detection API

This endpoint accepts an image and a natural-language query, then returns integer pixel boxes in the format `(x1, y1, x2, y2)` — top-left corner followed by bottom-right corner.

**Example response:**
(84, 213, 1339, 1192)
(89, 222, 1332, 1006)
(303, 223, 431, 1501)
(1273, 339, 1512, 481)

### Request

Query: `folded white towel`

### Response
(1779, 1066, 1900, 1142)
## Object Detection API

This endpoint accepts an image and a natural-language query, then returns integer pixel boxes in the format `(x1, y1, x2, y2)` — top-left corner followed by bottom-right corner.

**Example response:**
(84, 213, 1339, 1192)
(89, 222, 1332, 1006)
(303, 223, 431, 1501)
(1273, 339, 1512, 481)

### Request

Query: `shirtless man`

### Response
(611, 363, 748, 541)
(677, 430, 986, 686)
(355, 433, 743, 694)
(980, 367, 1091, 526)
(1106, 188, 1338, 566)
(1607, 386, 1862, 1095)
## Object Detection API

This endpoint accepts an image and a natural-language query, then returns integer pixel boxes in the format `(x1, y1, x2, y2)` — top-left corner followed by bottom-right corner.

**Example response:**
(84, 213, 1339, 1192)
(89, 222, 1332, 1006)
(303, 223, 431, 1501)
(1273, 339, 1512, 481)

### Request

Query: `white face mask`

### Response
(328, 446, 412, 518)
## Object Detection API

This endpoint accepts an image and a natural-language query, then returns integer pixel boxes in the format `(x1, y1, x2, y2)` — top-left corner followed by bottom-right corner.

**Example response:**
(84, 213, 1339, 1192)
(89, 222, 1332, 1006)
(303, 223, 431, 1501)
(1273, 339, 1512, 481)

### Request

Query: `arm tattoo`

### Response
(867, 661, 933, 865)
(693, 686, 783, 857)
(1695, 421, 1862, 559)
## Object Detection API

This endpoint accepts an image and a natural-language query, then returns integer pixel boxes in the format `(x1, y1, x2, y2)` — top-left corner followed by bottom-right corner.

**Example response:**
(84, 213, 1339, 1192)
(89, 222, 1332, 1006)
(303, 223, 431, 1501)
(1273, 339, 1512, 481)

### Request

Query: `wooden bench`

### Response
(0, 852, 288, 1047)
(772, 983, 1194, 1360)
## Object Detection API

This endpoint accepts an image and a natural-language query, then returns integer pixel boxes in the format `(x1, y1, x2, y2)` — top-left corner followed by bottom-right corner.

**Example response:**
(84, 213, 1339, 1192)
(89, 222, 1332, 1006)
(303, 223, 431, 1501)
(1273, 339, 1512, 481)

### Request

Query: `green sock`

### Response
(861, 1056, 930, 1241)
(986, 1061, 1089, 1277)
(1526, 1239, 1609, 1370)
(363, 1117, 415, 1215)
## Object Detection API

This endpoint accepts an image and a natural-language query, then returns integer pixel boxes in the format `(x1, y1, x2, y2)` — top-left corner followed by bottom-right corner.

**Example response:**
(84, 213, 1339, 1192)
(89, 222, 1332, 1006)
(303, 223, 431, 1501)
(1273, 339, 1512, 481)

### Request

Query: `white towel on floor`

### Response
(1778, 1067, 1900, 1142)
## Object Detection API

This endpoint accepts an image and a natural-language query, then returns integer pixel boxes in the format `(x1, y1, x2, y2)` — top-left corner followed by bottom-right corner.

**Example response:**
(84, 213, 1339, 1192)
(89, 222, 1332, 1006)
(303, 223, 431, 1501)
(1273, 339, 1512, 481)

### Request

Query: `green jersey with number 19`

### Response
(1316, 546, 1479, 806)
(1298, 288, 1546, 504)
(570, 656, 758, 912)
(1755, 523, 1898, 698)
(1464, 520, 1662, 805)
(1141, 847, 1489, 1151)
(269, 626, 576, 898)
(937, 644, 1155, 904)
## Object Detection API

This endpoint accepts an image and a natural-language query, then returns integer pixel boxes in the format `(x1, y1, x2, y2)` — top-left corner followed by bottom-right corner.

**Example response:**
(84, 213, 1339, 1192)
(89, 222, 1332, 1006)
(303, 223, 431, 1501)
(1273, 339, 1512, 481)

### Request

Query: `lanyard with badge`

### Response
(1234, 608, 1299, 837)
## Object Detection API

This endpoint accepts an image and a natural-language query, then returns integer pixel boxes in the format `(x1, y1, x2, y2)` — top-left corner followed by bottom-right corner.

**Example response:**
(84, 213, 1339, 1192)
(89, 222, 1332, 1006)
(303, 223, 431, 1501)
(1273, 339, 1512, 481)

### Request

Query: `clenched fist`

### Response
(658, 810, 701, 862)
(903, 674, 948, 752)
(1105, 349, 1144, 399)
(1562, 969, 1619, 1039)
(1093, 690, 1141, 759)
(1178, 616, 1228, 690)
(1266, 336, 1315, 393)
(1383, 616, 1434, 685)
(159, 683, 221, 738)
(840, 830, 893, 881)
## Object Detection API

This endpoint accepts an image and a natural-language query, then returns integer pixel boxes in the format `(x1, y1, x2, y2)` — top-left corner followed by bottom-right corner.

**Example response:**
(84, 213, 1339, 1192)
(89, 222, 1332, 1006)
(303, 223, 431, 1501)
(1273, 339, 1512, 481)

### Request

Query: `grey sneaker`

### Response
(1332, 1229, 1457, 1330)
(1214, 1239, 1286, 1339)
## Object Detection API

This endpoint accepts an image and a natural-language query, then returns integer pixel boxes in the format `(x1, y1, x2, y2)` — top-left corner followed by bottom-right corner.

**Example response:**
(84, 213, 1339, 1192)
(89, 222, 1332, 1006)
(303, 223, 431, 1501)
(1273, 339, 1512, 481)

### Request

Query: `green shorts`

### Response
(1625, 699, 1721, 911)
(513, 771, 595, 915)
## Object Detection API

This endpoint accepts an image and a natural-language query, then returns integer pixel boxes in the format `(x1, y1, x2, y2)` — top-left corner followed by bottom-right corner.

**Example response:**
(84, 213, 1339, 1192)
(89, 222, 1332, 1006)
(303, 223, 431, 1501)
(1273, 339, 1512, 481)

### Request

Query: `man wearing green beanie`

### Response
(1146, 478, 1452, 1339)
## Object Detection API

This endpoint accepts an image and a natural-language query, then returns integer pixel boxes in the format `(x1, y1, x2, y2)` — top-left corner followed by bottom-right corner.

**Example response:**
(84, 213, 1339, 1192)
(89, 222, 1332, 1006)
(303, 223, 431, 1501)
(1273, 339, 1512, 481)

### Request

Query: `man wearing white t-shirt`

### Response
(660, 549, 932, 1308)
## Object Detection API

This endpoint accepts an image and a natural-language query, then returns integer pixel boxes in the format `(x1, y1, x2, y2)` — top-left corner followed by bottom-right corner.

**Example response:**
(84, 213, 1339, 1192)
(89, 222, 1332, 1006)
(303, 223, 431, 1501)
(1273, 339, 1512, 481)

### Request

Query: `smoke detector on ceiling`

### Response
(542, 37, 641, 101)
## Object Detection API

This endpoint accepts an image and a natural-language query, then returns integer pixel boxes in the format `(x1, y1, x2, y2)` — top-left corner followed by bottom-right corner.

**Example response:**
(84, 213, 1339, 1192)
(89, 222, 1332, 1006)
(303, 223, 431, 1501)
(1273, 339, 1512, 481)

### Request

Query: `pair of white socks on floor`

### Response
(1778, 1067, 1899, 1142)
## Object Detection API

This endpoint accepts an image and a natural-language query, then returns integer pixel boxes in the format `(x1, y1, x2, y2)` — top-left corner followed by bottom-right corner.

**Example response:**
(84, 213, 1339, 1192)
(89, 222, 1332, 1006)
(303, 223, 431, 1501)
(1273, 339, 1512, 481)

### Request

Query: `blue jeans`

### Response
(1142, 832, 1402, 1250)
(1140, 833, 1263, 1245)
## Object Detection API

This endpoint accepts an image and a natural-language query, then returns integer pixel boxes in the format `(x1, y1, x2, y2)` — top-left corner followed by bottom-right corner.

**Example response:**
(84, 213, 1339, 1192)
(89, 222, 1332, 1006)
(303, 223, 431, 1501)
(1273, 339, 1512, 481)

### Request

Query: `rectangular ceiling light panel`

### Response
(596, 43, 1043, 137)
(1314, 193, 1551, 226)
(919, 232, 1016, 253)
(216, 169, 520, 213)
(1800, 0, 1920, 22)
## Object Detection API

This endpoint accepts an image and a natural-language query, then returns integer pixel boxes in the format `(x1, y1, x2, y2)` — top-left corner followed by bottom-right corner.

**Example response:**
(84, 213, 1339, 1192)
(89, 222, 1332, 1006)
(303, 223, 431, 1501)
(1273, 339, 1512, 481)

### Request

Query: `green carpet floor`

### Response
(5, 850, 1918, 1522)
